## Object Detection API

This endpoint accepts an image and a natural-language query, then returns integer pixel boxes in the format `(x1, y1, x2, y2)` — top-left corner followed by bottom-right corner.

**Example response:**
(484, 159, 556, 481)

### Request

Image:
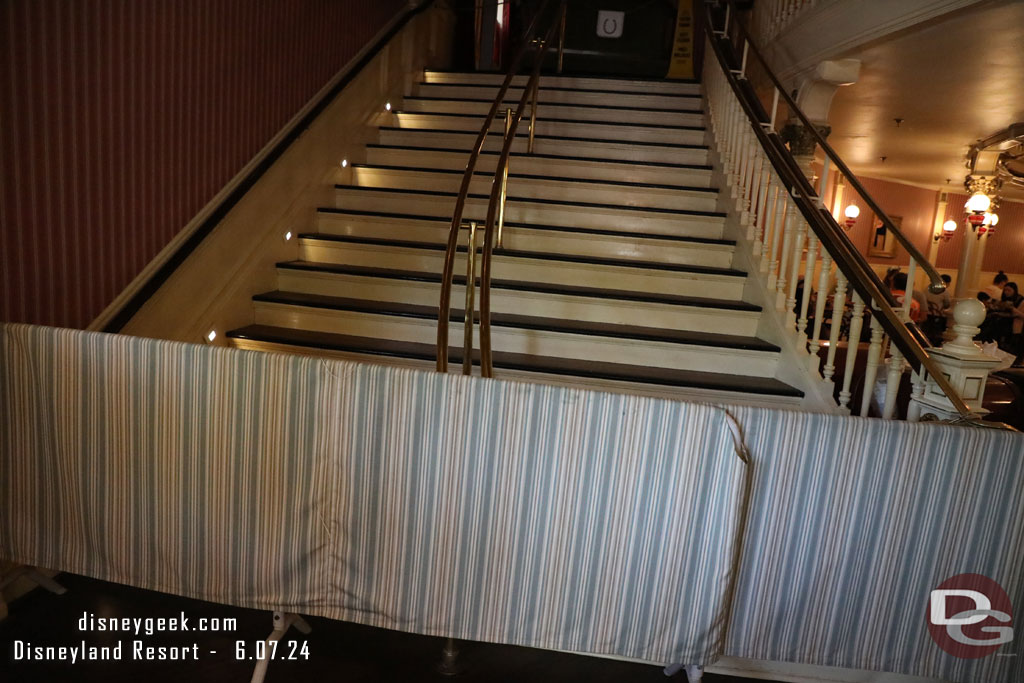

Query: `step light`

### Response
(284, 231, 293, 241)
(206, 330, 217, 343)
(385, 102, 392, 112)
(340, 159, 348, 168)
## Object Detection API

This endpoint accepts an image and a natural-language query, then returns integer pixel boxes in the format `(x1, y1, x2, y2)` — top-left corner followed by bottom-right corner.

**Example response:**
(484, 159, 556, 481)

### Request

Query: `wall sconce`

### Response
(842, 204, 860, 230)
(935, 219, 957, 243)
(965, 192, 991, 232)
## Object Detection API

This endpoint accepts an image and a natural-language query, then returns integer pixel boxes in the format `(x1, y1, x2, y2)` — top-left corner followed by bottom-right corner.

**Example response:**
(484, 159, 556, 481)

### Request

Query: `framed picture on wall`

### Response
(867, 213, 900, 258)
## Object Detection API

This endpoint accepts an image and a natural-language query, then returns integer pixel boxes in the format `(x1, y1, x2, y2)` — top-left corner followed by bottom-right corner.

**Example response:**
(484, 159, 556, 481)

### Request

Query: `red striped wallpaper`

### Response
(1, 0, 404, 329)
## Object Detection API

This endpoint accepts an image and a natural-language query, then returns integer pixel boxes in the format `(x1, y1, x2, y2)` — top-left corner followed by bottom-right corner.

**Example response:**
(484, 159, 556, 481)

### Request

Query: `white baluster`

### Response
(823, 271, 847, 383)
(883, 347, 905, 419)
(785, 219, 807, 328)
(808, 251, 832, 372)
(747, 149, 763, 243)
(753, 163, 771, 258)
(760, 182, 779, 274)
(797, 232, 818, 346)
(776, 200, 795, 311)
(859, 314, 884, 416)
(766, 184, 786, 288)
(839, 292, 866, 410)
(906, 369, 926, 422)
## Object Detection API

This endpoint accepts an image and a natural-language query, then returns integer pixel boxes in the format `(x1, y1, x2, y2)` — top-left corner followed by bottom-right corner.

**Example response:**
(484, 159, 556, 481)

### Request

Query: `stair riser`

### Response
(422, 71, 702, 96)
(333, 190, 724, 239)
(412, 84, 700, 110)
(276, 270, 760, 336)
(350, 166, 719, 212)
(365, 147, 713, 187)
(377, 129, 709, 166)
(400, 98, 704, 127)
(316, 213, 734, 268)
(253, 302, 778, 377)
(299, 241, 746, 299)
(393, 112, 705, 146)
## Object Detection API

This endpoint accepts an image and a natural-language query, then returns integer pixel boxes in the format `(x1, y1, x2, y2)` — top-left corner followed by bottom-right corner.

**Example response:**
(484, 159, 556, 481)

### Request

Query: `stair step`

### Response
(249, 291, 780, 376)
(392, 111, 705, 146)
(412, 83, 700, 110)
(226, 325, 802, 400)
(350, 164, 719, 212)
(364, 145, 713, 187)
(400, 96, 704, 127)
(422, 70, 701, 96)
(297, 234, 748, 300)
(332, 185, 725, 240)
(275, 261, 761, 336)
(377, 127, 709, 165)
(316, 209, 734, 268)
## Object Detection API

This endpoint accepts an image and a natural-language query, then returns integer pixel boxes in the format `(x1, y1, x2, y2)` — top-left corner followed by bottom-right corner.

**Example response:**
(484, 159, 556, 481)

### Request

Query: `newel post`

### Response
(909, 298, 1000, 421)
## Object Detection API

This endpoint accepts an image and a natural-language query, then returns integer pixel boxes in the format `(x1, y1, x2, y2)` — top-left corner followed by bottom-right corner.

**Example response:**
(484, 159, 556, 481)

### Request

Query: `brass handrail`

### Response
(478, 3, 566, 377)
(702, 1, 973, 418)
(436, 0, 557, 373)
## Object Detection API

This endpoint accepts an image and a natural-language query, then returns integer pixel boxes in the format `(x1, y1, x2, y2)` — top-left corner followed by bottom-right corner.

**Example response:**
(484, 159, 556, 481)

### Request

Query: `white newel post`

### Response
(909, 298, 1000, 421)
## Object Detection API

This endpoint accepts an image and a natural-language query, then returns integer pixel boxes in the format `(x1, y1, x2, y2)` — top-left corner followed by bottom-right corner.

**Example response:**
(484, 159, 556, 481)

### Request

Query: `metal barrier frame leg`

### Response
(250, 610, 312, 683)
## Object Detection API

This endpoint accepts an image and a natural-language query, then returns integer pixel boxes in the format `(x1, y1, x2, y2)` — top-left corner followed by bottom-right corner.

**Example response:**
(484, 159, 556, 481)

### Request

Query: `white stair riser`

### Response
(393, 112, 705, 146)
(351, 166, 719, 212)
(422, 71, 701, 96)
(253, 303, 778, 377)
(365, 147, 713, 187)
(317, 213, 734, 268)
(377, 129, 708, 166)
(299, 241, 746, 299)
(333, 189, 724, 239)
(412, 84, 700, 110)
(401, 98, 704, 127)
(276, 269, 759, 336)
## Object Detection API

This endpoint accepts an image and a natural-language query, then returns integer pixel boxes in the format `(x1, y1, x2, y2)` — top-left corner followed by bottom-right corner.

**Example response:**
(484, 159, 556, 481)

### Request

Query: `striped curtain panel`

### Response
(0, 323, 750, 667)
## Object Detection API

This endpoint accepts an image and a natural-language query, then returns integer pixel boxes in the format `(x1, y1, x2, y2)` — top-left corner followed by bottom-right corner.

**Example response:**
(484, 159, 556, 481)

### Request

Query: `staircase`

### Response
(226, 70, 806, 408)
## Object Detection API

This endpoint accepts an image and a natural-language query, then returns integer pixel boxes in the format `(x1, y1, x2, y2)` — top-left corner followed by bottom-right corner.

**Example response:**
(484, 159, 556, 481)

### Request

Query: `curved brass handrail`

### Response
(435, 0, 557, 373)
(702, 1, 972, 418)
(721, 1, 947, 296)
(478, 6, 566, 376)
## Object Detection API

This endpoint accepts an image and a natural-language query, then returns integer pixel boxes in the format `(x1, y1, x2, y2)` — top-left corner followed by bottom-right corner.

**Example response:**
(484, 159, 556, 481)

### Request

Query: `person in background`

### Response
(986, 271, 1009, 300)
(891, 272, 925, 323)
(998, 282, 1024, 361)
(923, 273, 953, 344)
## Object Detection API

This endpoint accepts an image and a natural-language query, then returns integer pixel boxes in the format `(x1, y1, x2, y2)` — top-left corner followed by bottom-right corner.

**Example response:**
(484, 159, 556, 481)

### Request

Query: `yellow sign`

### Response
(667, 2, 694, 79)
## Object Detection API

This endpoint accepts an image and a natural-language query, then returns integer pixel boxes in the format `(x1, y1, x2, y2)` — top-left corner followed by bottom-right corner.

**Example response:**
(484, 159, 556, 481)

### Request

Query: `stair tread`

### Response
(417, 81, 701, 99)
(404, 95, 702, 114)
(226, 324, 802, 397)
(299, 233, 746, 277)
(277, 261, 761, 312)
(251, 290, 777, 351)
(350, 163, 718, 194)
(423, 70, 700, 85)
(379, 126, 708, 150)
(334, 184, 726, 218)
(395, 110, 706, 131)
(366, 144, 712, 170)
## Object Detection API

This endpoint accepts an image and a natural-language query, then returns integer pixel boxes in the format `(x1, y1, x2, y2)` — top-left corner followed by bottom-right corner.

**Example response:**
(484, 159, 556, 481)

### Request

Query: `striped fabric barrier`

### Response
(0, 323, 749, 667)
(1, 324, 1022, 681)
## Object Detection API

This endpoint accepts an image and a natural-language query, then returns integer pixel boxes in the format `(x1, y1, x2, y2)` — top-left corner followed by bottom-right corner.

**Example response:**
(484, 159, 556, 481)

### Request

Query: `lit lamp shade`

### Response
(942, 219, 957, 235)
(843, 204, 860, 230)
(965, 192, 991, 213)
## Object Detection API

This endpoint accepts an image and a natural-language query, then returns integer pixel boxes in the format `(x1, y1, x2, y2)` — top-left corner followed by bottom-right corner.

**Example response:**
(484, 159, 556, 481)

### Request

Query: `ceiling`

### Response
(821, 0, 1024, 200)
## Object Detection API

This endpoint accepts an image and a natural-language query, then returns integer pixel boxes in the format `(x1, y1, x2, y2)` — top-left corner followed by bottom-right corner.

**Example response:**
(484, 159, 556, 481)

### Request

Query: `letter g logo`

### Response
(927, 574, 1014, 658)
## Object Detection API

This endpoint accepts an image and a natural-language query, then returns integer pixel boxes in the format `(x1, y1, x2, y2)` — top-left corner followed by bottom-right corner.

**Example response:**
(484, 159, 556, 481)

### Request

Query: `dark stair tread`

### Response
(417, 82, 702, 99)
(251, 290, 778, 352)
(277, 261, 761, 312)
(299, 233, 746, 277)
(422, 70, 700, 86)
(349, 163, 719, 195)
(318, 208, 731, 246)
(379, 125, 708, 151)
(226, 325, 802, 398)
(403, 95, 702, 115)
(334, 184, 725, 218)
(366, 143, 713, 170)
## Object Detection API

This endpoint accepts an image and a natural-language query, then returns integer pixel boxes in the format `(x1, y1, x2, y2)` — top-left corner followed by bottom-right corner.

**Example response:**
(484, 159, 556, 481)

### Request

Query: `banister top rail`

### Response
(436, 0, 556, 373)
(477, 2, 566, 377)
(719, 0, 946, 296)
(701, 1, 973, 419)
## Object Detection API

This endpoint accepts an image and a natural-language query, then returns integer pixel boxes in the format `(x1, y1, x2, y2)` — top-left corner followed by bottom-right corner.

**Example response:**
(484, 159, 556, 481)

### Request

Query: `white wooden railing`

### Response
(701, 1, 993, 423)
